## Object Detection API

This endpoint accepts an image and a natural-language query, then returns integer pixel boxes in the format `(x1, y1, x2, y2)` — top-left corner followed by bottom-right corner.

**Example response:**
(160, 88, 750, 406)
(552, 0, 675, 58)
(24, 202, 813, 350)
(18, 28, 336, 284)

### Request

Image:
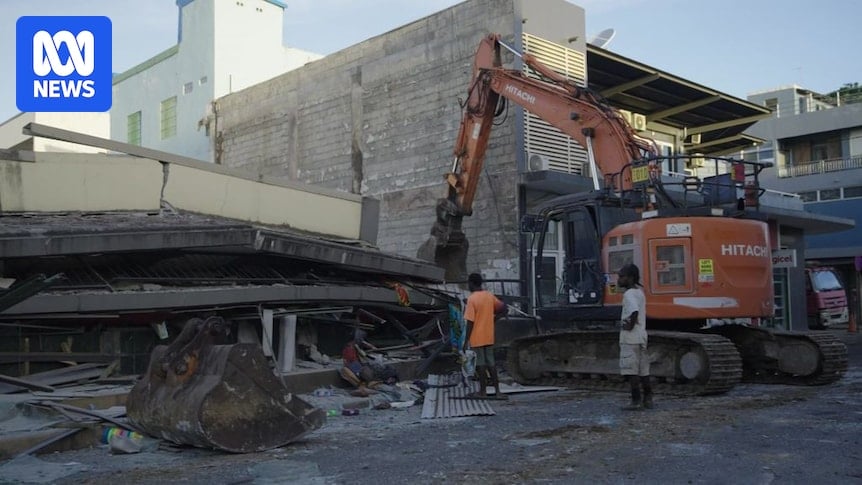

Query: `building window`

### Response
(843, 186, 862, 199)
(127, 111, 141, 146)
(199, 76, 208, 85)
(797, 191, 817, 202)
(160, 96, 177, 140)
(819, 188, 840, 201)
(183, 82, 193, 95)
(811, 143, 828, 161)
(758, 142, 774, 161)
(764, 98, 778, 116)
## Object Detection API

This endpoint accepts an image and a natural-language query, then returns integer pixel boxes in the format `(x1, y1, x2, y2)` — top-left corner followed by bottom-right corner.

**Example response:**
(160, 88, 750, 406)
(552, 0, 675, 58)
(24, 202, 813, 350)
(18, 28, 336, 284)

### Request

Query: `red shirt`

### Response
(342, 342, 359, 364)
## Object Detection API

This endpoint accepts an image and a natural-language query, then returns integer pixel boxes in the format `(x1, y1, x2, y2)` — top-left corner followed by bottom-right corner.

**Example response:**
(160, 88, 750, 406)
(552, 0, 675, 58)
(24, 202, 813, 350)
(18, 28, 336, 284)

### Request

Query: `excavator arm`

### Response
(418, 33, 657, 280)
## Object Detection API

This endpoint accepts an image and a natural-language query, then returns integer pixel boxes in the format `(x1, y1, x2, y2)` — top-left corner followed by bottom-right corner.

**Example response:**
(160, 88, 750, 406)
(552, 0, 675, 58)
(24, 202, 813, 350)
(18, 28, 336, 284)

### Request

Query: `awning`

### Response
(587, 45, 771, 155)
(759, 206, 855, 235)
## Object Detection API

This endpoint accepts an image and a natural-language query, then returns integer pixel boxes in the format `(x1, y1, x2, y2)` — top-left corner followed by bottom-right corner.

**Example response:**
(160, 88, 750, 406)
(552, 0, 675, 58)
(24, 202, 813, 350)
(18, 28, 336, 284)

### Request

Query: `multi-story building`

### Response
(744, 85, 862, 322)
(110, 0, 322, 162)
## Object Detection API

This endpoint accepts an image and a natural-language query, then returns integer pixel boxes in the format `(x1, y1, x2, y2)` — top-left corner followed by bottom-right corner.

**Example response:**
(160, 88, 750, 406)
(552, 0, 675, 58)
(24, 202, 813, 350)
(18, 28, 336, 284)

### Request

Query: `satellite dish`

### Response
(589, 28, 616, 48)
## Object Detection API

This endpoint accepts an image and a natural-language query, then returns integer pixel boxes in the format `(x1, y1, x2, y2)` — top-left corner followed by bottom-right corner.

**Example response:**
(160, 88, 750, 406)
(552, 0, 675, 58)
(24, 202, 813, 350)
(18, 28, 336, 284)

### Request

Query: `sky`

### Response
(1, 0, 860, 123)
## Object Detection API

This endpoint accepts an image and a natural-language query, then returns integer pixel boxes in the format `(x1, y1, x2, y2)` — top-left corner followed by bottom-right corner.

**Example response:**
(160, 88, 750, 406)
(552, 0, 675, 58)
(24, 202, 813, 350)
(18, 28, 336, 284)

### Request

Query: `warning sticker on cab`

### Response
(666, 223, 692, 237)
(698, 258, 714, 275)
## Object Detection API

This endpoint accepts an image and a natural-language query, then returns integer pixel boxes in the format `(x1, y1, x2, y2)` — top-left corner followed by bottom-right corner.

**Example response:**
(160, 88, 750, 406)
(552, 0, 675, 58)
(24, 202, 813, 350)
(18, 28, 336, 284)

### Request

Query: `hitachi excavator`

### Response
(419, 33, 847, 395)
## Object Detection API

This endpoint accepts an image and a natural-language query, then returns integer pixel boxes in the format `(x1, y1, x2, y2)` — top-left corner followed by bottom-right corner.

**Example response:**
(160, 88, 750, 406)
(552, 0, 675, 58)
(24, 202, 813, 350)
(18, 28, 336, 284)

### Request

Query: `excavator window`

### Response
(534, 216, 565, 306)
(648, 239, 693, 293)
(561, 208, 602, 305)
(608, 249, 634, 275)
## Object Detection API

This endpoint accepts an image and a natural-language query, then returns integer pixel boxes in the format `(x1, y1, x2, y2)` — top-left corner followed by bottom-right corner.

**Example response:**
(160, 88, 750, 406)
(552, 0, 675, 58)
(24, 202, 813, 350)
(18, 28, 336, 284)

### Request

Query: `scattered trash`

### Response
(326, 409, 339, 417)
(313, 387, 334, 397)
(109, 435, 142, 454)
(307, 345, 332, 365)
(342, 408, 360, 416)
(102, 426, 159, 454)
(101, 427, 143, 445)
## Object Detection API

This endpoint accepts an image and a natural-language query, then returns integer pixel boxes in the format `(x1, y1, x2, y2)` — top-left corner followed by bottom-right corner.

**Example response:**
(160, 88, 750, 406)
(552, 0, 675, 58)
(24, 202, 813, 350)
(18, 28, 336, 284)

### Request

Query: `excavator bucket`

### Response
(417, 198, 469, 281)
(417, 233, 468, 282)
(126, 317, 325, 453)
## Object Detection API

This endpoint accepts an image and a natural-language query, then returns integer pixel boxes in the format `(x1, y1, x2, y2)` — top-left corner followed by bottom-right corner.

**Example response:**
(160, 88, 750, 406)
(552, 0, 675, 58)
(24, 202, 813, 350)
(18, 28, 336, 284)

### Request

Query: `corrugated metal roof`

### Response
(420, 373, 495, 419)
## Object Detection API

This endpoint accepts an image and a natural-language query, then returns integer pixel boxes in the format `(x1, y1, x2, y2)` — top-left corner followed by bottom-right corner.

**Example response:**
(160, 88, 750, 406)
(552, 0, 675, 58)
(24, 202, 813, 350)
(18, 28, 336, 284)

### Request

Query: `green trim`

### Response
(112, 45, 180, 85)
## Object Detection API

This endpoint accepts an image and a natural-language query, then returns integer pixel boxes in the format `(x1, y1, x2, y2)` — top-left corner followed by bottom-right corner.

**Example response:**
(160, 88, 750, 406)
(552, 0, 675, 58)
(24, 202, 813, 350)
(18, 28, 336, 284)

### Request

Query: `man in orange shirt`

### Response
(464, 272, 506, 399)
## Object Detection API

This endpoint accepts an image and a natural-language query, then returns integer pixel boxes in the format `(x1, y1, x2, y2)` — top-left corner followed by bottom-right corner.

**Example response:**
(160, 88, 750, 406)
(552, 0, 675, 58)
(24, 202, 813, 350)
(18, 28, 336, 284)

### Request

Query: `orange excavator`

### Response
(419, 34, 847, 394)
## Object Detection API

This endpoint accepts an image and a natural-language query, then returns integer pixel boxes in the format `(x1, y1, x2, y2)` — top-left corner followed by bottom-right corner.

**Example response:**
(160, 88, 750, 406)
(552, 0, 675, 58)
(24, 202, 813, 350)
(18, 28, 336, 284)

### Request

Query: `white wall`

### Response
(111, 0, 321, 163)
(213, 0, 319, 97)
(0, 112, 109, 153)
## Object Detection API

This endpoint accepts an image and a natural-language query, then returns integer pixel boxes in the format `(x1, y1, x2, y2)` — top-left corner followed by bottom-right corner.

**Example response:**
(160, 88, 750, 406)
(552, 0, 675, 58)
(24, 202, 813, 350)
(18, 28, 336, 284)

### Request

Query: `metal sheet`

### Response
(420, 373, 495, 419)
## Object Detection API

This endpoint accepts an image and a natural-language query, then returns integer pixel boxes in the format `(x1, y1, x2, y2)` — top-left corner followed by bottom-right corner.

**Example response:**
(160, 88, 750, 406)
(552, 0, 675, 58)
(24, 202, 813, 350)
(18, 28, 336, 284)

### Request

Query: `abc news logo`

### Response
(16, 16, 112, 112)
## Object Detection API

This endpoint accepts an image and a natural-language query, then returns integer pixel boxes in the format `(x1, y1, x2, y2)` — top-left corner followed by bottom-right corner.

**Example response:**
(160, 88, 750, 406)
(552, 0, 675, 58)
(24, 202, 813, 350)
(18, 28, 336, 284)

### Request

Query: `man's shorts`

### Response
(619, 343, 650, 376)
(473, 345, 495, 367)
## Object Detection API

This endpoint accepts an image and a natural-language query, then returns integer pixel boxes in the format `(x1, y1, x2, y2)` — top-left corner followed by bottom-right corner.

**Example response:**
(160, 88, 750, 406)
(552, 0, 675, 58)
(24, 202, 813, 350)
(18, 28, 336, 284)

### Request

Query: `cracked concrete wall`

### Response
(215, 0, 523, 276)
(162, 163, 362, 238)
(0, 154, 162, 212)
(0, 152, 364, 239)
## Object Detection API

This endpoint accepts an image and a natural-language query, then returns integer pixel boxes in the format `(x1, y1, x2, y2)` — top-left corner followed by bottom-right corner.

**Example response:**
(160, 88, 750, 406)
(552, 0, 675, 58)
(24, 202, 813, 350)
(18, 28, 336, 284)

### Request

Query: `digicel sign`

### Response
(772, 249, 797, 268)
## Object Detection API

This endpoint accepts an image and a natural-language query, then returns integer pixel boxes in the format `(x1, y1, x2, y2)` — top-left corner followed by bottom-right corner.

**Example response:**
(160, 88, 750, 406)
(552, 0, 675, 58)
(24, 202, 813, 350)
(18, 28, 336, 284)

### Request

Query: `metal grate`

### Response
(46, 254, 289, 291)
(96, 254, 287, 285)
(522, 33, 588, 175)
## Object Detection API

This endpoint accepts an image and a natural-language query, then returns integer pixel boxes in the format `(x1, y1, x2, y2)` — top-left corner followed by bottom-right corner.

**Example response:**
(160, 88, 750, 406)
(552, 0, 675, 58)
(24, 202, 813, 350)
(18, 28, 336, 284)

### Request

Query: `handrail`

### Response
(778, 155, 862, 178)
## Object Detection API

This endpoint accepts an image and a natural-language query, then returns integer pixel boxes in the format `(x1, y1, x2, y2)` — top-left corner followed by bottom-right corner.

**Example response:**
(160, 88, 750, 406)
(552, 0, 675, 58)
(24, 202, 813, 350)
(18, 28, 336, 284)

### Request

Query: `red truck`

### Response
(806, 266, 849, 329)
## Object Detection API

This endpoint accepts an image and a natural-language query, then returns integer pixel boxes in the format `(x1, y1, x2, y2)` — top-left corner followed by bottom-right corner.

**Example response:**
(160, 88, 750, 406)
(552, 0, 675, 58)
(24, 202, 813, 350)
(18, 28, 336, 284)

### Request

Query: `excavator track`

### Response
(505, 330, 742, 396)
(707, 326, 848, 386)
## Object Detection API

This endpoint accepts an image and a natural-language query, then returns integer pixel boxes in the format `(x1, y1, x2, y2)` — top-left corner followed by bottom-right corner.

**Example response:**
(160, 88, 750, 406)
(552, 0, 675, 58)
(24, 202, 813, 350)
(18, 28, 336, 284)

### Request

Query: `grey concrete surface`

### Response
(1, 329, 859, 484)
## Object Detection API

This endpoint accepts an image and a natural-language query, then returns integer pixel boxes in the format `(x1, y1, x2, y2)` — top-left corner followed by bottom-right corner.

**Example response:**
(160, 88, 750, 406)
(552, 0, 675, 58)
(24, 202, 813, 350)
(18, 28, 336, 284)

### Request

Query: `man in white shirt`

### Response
(618, 263, 653, 410)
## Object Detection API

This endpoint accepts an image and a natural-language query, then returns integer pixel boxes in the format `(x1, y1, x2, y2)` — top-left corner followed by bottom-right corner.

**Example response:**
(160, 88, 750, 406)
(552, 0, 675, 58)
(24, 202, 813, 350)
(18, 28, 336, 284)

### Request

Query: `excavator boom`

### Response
(419, 34, 656, 279)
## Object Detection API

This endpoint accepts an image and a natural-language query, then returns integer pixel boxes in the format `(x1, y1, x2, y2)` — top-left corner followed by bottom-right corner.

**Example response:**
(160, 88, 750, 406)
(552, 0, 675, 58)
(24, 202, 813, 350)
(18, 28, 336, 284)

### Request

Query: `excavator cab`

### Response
(534, 206, 603, 307)
(529, 194, 639, 324)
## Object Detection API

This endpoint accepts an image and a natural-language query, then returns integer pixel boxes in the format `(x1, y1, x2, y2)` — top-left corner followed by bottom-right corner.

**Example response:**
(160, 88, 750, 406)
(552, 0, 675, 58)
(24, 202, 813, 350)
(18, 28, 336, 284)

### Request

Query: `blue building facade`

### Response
(743, 86, 862, 324)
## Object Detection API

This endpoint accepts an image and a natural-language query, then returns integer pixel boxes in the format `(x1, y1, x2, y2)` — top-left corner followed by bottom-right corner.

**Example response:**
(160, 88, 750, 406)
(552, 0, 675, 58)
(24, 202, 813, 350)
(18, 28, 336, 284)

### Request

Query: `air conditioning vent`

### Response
(618, 109, 633, 125)
(632, 113, 647, 131)
(527, 152, 550, 172)
(686, 153, 706, 169)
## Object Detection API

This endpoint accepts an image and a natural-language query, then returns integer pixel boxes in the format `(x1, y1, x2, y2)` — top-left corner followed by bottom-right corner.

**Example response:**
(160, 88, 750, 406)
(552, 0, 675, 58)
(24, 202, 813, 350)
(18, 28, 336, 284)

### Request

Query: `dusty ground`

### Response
(2, 331, 860, 485)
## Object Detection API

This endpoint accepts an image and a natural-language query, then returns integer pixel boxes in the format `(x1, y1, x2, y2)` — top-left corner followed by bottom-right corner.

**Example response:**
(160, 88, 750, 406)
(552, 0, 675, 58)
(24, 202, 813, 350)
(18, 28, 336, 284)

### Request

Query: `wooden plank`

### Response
(0, 363, 109, 394)
(39, 402, 135, 432)
(0, 374, 54, 392)
(0, 352, 115, 363)
(15, 428, 82, 457)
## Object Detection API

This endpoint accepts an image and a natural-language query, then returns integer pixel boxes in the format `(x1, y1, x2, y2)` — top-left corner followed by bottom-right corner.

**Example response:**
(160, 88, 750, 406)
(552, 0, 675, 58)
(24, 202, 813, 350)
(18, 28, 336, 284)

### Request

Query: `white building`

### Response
(111, 0, 322, 162)
(0, 112, 109, 153)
